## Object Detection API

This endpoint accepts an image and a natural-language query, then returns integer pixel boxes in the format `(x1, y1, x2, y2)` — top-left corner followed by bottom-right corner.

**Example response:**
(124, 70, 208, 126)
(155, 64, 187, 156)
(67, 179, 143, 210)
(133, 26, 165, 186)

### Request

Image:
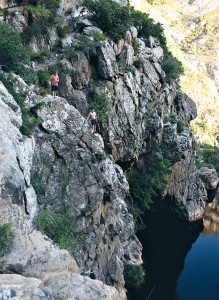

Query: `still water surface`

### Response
(130, 201, 219, 300)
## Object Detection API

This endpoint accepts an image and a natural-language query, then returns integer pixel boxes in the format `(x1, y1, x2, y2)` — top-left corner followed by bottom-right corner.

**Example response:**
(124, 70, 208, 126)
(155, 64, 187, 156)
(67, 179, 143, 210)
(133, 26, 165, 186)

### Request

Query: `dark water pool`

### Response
(129, 203, 219, 300)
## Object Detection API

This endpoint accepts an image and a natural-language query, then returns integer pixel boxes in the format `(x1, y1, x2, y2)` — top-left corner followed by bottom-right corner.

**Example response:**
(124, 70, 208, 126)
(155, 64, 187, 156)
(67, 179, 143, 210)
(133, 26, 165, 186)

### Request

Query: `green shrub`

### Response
(93, 31, 106, 42)
(126, 157, 171, 210)
(24, 5, 50, 18)
(61, 46, 78, 60)
(123, 264, 144, 289)
(22, 21, 48, 43)
(84, 0, 132, 41)
(31, 175, 47, 197)
(22, 5, 57, 43)
(35, 206, 80, 252)
(132, 37, 140, 55)
(57, 25, 70, 38)
(92, 154, 97, 164)
(134, 56, 144, 67)
(14, 65, 38, 85)
(20, 113, 41, 136)
(44, 0, 61, 9)
(88, 89, 110, 126)
(0, 22, 30, 72)
(37, 69, 50, 88)
(161, 53, 184, 80)
(3, 8, 10, 20)
(177, 120, 184, 133)
(31, 51, 50, 62)
(0, 223, 14, 257)
(75, 34, 93, 50)
(126, 66, 135, 72)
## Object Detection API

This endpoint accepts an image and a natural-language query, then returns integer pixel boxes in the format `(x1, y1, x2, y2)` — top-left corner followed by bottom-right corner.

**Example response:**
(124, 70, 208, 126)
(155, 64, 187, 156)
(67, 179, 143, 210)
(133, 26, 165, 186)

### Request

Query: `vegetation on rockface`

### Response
(0, 22, 30, 72)
(84, 0, 132, 42)
(195, 145, 219, 176)
(0, 73, 41, 136)
(37, 69, 50, 88)
(0, 222, 14, 257)
(127, 157, 171, 212)
(21, 2, 59, 44)
(31, 175, 48, 198)
(84, 0, 183, 80)
(123, 264, 144, 289)
(35, 206, 81, 252)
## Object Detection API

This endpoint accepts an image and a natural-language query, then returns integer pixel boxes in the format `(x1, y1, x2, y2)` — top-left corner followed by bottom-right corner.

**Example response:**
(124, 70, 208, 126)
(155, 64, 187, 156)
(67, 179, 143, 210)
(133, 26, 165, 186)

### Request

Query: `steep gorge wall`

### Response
(0, 1, 215, 298)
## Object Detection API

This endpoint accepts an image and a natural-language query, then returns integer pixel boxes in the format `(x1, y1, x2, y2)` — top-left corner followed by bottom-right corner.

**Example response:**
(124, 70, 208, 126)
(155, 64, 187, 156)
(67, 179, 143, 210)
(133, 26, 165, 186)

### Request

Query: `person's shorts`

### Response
(51, 85, 58, 91)
(91, 119, 97, 125)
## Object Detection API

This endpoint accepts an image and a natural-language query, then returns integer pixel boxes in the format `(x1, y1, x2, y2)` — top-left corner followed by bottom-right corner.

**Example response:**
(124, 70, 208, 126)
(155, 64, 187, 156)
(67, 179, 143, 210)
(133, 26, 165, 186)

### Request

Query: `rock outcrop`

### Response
(198, 167, 218, 190)
(0, 83, 132, 299)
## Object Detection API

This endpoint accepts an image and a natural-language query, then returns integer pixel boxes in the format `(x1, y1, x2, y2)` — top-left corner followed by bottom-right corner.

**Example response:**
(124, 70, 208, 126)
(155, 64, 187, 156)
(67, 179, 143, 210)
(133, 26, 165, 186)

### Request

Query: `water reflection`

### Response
(203, 196, 219, 235)
(129, 209, 204, 300)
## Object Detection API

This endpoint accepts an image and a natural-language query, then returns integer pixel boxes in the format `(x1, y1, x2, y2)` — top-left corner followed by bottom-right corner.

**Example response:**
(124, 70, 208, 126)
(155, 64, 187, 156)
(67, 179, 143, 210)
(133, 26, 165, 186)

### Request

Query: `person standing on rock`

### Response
(87, 109, 97, 133)
(50, 71, 59, 98)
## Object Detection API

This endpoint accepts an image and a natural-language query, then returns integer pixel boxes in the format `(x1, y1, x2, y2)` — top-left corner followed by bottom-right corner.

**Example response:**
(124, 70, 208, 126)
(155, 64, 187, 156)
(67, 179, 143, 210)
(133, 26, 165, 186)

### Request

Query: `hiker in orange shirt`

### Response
(50, 71, 59, 98)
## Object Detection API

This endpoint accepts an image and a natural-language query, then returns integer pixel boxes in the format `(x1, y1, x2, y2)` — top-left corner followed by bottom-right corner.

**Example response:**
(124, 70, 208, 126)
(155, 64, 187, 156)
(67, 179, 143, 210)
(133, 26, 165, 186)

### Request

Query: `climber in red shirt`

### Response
(50, 71, 59, 98)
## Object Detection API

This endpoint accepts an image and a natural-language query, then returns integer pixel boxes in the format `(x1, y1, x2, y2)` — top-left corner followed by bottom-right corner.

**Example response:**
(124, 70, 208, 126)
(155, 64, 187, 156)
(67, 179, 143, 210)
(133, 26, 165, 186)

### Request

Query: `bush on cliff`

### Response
(35, 206, 81, 252)
(123, 264, 144, 289)
(21, 4, 58, 43)
(0, 223, 14, 257)
(84, 0, 132, 41)
(0, 22, 30, 72)
(127, 157, 171, 211)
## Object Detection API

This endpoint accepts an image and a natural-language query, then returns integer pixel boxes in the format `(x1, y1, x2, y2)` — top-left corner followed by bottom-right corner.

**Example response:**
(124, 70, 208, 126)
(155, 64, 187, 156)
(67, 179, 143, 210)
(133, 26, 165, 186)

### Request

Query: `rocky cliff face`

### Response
(0, 0, 216, 299)
(130, 0, 219, 146)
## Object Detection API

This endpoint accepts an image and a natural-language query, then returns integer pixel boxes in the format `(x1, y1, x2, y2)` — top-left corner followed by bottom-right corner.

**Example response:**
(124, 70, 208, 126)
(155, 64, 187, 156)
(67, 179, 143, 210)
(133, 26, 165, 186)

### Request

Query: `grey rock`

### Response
(75, 18, 93, 29)
(142, 59, 160, 87)
(118, 43, 135, 66)
(129, 26, 138, 39)
(66, 90, 88, 116)
(199, 167, 218, 190)
(126, 30, 132, 45)
(83, 26, 103, 35)
(70, 52, 92, 89)
(153, 62, 166, 81)
(175, 91, 197, 124)
(9, 11, 27, 33)
(30, 96, 142, 289)
(116, 39, 125, 55)
(152, 46, 164, 61)
(97, 41, 118, 79)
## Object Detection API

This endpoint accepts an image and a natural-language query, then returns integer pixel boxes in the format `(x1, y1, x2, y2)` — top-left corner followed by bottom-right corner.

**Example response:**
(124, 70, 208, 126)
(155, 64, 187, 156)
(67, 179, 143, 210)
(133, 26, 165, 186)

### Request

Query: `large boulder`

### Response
(199, 167, 218, 190)
(97, 41, 118, 79)
(118, 43, 135, 66)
